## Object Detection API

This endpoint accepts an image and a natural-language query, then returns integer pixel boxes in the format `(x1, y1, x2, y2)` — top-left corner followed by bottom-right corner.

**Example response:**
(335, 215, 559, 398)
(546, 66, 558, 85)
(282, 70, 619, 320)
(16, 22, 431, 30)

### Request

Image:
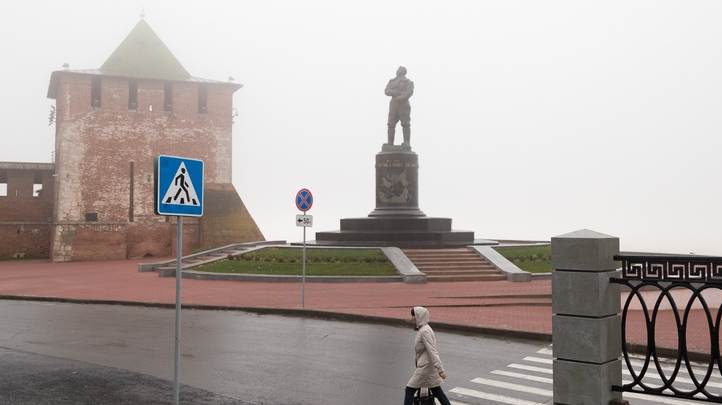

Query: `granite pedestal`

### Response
(316, 144, 474, 247)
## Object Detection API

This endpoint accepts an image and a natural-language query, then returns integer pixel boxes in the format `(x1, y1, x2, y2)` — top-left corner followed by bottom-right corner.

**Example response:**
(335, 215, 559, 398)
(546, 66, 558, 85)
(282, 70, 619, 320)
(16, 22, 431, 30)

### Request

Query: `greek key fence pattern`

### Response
(611, 254, 722, 403)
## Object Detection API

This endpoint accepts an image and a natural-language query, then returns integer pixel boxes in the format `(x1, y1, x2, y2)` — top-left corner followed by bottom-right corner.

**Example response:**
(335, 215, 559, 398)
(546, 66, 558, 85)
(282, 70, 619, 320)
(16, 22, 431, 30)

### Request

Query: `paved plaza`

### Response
(0, 259, 712, 354)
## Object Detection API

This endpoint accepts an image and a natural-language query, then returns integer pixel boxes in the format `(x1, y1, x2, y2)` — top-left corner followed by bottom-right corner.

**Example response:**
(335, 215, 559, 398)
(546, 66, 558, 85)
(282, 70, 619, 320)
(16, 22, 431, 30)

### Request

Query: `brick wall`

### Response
(0, 224, 52, 259)
(0, 168, 54, 259)
(0, 169, 54, 222)
(200, 183, 264, 249)
(49, 72, 253, 261)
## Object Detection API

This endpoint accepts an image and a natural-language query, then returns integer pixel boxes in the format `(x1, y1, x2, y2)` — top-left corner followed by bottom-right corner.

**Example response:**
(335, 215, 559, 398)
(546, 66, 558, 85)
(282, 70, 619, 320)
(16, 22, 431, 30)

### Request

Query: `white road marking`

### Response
(537, 347, 720, 381)
(492, 370, 553, 384)
(523, 356, 552, 365)
(625, 392, 706, 405)
(465, 372, 697, 405)
(508, 363, 552, 374)
(451, 346, 707, 405)
(525, 356, 722, 388)
(450, 387, 546, 405)
(513, 360, 720, 389)
(494, 369, 635, 386)
(622, 368, 722, 388)
(469, 377, 552, 397)
(623, 359, 717, 381)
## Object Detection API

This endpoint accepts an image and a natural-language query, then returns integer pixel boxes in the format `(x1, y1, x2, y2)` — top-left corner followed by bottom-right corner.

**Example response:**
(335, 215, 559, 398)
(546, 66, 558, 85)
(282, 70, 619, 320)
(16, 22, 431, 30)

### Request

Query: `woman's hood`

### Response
(413, 306, 429, 328)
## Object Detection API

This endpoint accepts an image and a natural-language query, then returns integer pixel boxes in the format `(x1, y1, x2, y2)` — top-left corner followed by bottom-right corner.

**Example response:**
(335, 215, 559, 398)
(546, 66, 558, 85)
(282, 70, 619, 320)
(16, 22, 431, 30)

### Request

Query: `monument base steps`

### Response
(404, 248, 505, 282)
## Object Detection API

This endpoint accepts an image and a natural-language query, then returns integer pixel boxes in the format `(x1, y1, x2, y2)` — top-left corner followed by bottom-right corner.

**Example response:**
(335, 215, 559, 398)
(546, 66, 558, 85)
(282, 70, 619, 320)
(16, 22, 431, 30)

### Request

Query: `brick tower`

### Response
(46, 19, 263, 261)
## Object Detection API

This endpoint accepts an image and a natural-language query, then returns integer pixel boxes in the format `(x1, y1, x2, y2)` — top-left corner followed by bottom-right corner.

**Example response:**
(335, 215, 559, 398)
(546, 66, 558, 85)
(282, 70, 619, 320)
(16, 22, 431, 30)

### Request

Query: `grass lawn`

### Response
(494, 244, 552, 273)
(195, 247, 398, 277)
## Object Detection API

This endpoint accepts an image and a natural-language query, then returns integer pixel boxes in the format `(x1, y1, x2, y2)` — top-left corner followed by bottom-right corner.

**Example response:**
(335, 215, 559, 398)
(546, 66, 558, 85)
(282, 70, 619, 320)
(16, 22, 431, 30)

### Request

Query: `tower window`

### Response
(0, 171, 7, 197)
(128, 80, 138, 110)
(198, 84, 207, 113)
(164, 82, 173, 112)
(32, 173, 43, 198)
(85, 212, 98, 222)
(91, 77, 102, 108)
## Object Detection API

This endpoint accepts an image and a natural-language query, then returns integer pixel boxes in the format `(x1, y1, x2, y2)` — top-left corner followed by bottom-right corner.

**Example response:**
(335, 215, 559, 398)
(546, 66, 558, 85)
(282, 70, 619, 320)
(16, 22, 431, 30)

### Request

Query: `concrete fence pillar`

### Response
(551, 229, 624, 405)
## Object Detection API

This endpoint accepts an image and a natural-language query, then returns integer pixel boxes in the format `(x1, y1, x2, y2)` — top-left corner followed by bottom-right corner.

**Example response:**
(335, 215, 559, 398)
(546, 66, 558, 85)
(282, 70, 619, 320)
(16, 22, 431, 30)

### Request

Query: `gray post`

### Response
(551, 229, 623, 405)
(302, 225, 306, 308)
(174, 216, 183, 405)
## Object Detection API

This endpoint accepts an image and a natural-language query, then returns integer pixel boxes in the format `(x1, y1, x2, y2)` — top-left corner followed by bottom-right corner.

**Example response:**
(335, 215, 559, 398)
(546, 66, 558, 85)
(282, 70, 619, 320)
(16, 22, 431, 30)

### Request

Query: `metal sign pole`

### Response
(156, 155, 202, 405)
(174, 216, 183, 405)
(302, 222, 306, 308)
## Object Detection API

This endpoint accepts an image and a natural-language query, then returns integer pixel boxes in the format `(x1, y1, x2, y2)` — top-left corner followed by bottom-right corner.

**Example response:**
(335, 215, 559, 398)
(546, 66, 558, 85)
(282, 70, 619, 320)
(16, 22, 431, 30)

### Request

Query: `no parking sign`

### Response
(295, 188, 313, 212)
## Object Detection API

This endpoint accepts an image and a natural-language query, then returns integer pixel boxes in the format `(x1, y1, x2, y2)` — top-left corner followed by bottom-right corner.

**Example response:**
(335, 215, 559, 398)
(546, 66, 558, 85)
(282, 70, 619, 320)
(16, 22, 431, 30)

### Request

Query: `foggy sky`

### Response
(1, 0, 721, 254)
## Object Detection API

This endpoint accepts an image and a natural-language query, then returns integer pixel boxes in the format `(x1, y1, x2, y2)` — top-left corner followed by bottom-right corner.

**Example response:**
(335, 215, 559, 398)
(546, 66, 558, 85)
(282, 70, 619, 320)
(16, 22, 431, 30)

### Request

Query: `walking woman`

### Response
(404, 306, 452, 405)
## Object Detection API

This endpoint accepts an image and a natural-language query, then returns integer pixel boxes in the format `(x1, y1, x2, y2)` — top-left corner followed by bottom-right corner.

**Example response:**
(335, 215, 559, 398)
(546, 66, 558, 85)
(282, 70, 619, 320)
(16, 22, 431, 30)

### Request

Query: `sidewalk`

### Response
(0, 259, 708, 354)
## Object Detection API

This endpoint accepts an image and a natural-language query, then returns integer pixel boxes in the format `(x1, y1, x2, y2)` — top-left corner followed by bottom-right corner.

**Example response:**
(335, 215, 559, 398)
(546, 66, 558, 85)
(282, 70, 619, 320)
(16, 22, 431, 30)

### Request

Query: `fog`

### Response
(1, 0, 721, 254)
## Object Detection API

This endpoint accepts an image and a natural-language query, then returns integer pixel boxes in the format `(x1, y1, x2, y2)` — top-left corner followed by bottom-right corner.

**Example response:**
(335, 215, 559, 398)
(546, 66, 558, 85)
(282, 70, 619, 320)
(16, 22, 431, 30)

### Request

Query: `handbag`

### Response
(413, 387, 435, 405)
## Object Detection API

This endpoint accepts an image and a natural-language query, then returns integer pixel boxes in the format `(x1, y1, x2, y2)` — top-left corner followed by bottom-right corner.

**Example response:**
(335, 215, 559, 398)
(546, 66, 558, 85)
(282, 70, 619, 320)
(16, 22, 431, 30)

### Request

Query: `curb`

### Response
(158, 270, 404, 283)
(0, 295, 708, 362)
(472, 246, 532, 282)
(139, 240, 287, 273)
(0, 294, 549, 342)
(380, 247, 426, 284)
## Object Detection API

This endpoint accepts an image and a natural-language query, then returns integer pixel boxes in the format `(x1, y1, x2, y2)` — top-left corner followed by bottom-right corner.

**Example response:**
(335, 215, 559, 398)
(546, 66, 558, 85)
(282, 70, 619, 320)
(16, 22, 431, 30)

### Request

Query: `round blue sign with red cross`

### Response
(295, 188, 313, 212)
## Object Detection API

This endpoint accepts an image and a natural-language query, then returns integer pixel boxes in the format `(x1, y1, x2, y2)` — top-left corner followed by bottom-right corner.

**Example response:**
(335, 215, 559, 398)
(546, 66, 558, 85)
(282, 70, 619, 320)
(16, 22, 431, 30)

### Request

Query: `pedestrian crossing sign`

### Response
(155, 155, 204, 217)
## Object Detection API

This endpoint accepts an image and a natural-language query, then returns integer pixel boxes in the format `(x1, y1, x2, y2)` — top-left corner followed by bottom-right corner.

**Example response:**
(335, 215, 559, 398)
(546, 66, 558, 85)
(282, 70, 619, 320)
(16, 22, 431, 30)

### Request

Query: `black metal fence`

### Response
(611, 253, 722, 403)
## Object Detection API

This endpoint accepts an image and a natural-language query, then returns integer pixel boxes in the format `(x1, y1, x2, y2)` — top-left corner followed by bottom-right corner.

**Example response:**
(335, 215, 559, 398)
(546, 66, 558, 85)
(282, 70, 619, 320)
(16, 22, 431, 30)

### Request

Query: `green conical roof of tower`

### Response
(100, 19, 190, 81)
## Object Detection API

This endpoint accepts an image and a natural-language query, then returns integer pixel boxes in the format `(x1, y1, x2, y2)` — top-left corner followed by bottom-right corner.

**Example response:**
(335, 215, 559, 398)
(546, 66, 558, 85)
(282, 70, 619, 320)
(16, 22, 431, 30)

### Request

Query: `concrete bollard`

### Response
(551, 229, 624, 405)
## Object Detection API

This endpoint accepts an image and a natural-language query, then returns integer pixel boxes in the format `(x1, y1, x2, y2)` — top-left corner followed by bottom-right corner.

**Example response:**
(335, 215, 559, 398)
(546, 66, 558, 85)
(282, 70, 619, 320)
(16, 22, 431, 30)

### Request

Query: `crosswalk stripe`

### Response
(491, 370, 553, 384)
(625, 392, 705, 405)
(450, 387, 546, 405)
(513, 360, 720, 390)
(536, 347, 720, 381)
(624, 359, 717, 381)
(523, 356, 552, 365)
(524, 356, 722, 388)
(464, 373, 697, 405)
(622, 368, 722, 388)
(470, 377, 552, 397)
(495, 369, 633, 386)
(450, 401, 471, 405)
(508, 363, 553, 374)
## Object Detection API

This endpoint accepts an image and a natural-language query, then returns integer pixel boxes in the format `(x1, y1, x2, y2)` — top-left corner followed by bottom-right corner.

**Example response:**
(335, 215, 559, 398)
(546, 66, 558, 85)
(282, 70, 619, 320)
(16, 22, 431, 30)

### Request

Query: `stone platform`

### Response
(315, 216, 474, 247)
(316, 143, 475, 247)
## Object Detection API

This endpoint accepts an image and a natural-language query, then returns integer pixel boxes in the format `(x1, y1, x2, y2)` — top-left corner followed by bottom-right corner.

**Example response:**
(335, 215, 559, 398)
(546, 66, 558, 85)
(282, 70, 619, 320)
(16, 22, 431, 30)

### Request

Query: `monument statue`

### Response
(385, 66, 414, 147)
(315, 68, 475, 247)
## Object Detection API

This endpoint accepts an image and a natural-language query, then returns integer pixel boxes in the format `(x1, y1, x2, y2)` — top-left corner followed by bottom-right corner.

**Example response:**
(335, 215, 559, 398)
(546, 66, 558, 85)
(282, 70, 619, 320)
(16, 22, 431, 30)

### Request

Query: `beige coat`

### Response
(407, 306, 445, 388)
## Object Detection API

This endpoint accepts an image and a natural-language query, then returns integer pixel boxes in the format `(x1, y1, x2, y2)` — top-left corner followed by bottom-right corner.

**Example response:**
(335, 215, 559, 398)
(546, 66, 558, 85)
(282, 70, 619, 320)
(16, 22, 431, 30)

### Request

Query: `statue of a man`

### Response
(385, 66, 414, 147)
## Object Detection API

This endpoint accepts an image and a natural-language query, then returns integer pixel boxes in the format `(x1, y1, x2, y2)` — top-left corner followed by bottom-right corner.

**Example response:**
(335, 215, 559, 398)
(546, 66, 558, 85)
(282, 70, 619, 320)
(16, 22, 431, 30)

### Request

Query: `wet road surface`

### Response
(0, 300, 544, 404)
(0, 300, 701, 404)
(0, 347, 248, 405)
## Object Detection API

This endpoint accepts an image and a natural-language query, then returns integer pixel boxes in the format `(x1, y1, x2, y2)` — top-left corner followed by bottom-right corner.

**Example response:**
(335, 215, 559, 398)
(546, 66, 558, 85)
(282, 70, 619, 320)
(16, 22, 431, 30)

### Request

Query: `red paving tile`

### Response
(0, 259, 711, 353)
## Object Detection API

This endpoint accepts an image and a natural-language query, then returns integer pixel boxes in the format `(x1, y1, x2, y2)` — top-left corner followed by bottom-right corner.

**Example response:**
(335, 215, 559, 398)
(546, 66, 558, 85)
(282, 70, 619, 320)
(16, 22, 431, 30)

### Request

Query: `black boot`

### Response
(387, 125, 395, 145)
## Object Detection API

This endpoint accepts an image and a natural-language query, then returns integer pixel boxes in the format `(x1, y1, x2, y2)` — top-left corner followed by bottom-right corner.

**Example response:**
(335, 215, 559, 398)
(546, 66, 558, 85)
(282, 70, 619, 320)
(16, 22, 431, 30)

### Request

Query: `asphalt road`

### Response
(0, 347, 249, 405)
(0, 300, 546, 405)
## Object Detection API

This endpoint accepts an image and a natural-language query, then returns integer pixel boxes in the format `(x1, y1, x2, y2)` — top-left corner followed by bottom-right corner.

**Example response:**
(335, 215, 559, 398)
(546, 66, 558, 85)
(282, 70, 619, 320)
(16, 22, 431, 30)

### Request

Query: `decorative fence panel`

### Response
(611, 254, 722, 403)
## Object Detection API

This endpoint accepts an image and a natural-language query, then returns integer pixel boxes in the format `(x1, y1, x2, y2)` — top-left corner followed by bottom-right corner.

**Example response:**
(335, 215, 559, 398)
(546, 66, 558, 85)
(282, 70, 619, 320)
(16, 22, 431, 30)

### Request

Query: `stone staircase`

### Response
(403, 248, 506, 282)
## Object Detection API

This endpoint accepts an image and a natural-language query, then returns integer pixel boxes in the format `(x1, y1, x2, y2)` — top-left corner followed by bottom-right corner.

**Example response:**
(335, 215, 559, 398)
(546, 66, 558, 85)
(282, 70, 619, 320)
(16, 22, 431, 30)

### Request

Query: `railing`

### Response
(611, 253, 722, 403)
